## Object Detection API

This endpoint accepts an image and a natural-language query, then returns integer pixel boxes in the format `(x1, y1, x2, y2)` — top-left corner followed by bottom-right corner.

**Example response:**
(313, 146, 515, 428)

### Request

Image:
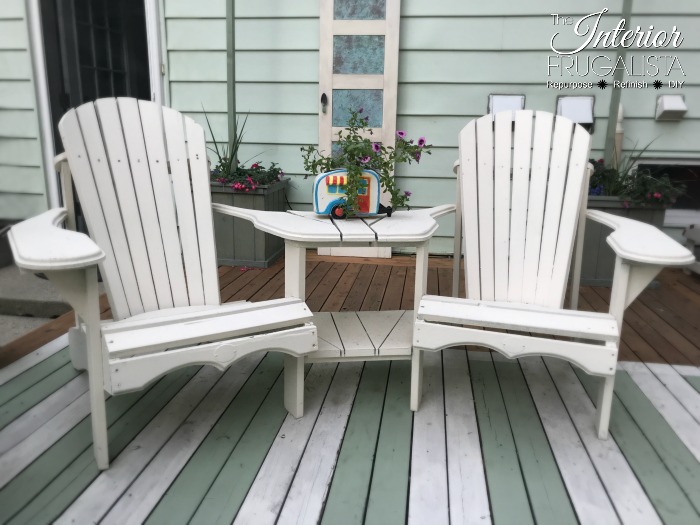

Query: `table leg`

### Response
(411, 242, 429, 411)
(284, 241, 306, 418)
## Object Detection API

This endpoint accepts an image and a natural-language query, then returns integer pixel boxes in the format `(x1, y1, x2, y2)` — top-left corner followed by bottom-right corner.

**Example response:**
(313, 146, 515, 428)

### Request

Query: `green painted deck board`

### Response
(0, 361, 80, 430)
(685, 376, 700, 395)
(492, 356, 577, 525)
(0, 347, 70, 406)
(146, 353, 284, 524)
(576, 370, 700, 524)
(321, 361, 390, 525)
(0, 368, 195, 523)
(468, 352, 534, 525)
(188, 368, 290, 524)
(612, 371, 700, 513)
(364, 360, 413, 525)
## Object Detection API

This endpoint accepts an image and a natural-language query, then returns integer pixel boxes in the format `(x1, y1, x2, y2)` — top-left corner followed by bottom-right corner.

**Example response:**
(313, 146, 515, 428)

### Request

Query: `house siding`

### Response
(0, 0, 47, 221)
(162, 0, 700, 253)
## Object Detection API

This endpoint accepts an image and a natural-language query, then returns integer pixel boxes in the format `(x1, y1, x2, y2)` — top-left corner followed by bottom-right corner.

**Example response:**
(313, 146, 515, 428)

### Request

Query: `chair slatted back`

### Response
(58, 98, 219, 320)
(459, 110, 591, 308)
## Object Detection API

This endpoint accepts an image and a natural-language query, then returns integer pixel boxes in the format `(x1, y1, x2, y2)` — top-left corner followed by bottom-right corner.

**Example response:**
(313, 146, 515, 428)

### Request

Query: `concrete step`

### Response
(0, 265, 70, 318)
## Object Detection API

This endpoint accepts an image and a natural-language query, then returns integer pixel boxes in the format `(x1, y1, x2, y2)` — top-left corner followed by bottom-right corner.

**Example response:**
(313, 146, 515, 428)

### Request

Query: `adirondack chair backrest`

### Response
(459, 110, 591, 308)
(58, 98, 219, 320)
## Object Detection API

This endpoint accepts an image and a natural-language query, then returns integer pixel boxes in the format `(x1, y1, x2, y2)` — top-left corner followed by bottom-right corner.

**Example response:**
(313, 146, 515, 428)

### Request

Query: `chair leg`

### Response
(410, 349, 424, 411)
(284, 355, 305, 418)
(596, 374, 615, 440)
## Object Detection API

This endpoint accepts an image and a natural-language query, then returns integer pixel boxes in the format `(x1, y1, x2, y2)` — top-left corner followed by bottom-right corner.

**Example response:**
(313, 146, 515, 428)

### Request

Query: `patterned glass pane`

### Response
(334, 0, 386, 20)
(333, 35, 384, 75)
(333, 89, 383, 128)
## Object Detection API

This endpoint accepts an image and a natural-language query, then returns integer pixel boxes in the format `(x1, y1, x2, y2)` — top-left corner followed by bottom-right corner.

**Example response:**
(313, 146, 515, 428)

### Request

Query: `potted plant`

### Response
(582, 152, 686, 284)
(205, 113, 289, 268)
(301, 108, 430, 218)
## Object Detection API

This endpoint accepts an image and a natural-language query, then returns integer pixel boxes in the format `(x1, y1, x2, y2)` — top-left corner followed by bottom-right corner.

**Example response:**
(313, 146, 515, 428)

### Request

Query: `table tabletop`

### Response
(212, 204, 455, 245)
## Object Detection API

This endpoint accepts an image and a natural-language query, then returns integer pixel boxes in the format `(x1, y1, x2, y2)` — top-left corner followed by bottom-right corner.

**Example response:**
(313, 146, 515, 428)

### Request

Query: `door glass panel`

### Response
(333, 89, 383, 127)
(333, 35, 384, 74)
(77, 27, 93, 67)
(334, 0, 386, 20)
(97, 70, 112, 97)
(95, 29, 110, 69)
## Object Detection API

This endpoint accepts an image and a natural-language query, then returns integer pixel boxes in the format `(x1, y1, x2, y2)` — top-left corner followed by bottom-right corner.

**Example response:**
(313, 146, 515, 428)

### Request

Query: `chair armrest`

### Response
(587, 209, 694, 266)
(8, 208, 105, 271)
(413, 204, 456, 219)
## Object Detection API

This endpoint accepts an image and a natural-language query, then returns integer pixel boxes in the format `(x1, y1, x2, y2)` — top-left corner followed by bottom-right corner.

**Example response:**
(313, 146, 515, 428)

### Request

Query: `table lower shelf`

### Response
(306, 310, 413, 362)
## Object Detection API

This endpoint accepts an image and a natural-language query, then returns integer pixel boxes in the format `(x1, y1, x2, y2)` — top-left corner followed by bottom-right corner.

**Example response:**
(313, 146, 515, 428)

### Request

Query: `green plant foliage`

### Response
(301, 109, 430, 216)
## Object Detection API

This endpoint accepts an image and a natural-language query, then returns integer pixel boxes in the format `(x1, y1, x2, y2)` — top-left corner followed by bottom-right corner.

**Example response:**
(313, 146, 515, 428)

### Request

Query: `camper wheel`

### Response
(331, 205, 347, 220)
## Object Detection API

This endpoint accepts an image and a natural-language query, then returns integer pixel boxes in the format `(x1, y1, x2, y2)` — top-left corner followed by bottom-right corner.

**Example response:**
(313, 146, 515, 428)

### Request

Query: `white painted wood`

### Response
(548, 125, 592, 307)
(417, 296, 618, 341)
(276, 362, 363, 525)
(185, 115, 219, 305)
(100, 354, 264, 525)
(452, 160, 463, 299)
(94, 98, 159, 312)
(117, 98, 174, 309)
(8, 208, 105, 271)
(459, 121, 480, 300)
(507, 111, 534, 303)
(0, 374, 87, 455)
(106, 299, 312, 358)
(521, 112, 554, 303)
(137, 99, 189, 307)
(75, 102, 145, 316)
(588, 210, 695, 266)
(377, 310, 413, 356)
(311, 312, 343, 358)
(442, 349, 491, 524)
(59, 366, 221, 523)
(476, 115, 495, 301)
(0, 384, 105, 489)
(56, 154, 76, 232)
(357, 310, 403, 353)
(520, 357, 620, 524)
(544, 358, 662, 525)
(673, 365, 700, 377)
(234, 363, 336, 525)
(621, 361, 700, 460)
(492, 113, 511, 301)
(0, 334, 68, 386)
(534, 115, 574, 306)
(409, 351, 449, 525)
(331, 217, 377, 242)
(162, 106, 205, 306)
(647, 363, 700, 422)
(331, 312, 374, 357)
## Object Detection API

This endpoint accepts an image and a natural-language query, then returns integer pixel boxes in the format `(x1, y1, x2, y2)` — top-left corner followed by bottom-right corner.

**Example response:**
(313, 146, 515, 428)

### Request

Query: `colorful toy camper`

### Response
(313, 169, 381, 219)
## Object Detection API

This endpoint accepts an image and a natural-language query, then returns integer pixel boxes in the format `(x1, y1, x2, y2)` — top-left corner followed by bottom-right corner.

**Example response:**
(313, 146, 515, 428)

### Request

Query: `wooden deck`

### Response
(1, 256, 700, 523)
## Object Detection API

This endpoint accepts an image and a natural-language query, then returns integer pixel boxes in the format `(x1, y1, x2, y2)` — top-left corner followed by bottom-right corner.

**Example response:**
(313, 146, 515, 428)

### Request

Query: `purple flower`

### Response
(397, 130, 406, 139)
(414, 152, 422, 162)
(360, 156, 371, 164)
(404, 190, 412, 197)
(372, 143, 381, 153)
(417, 136, 426, 148)
(358, 107, 364, 114)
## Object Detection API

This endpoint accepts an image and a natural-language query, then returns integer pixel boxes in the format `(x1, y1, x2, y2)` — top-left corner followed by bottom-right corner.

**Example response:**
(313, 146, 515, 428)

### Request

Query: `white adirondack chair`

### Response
(412, 110, 694, 438)
(8, 98, 318, 469)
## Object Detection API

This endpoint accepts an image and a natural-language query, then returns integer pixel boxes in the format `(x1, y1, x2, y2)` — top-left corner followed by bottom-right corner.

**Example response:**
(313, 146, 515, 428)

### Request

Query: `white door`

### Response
(318, 0, 400, 258)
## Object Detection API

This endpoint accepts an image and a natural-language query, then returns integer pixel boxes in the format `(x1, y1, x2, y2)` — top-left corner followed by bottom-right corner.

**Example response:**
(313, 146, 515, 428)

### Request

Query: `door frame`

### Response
(26, 0, 165, 209)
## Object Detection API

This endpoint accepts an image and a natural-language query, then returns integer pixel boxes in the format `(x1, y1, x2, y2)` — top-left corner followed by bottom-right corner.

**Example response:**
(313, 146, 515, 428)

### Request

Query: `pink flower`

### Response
(622, 200, 630, 209)
(653, 192, 662, 199)
(397, 130, 406, 139)
(417, 137, 426, 148)
(647, 192, 652, 200)
(360, 156, 371, 163)
(251, 162, 260, 169)
(414, 152, 422, 162)
(372, 143, 381, 153)
(404, 190, 412, 197)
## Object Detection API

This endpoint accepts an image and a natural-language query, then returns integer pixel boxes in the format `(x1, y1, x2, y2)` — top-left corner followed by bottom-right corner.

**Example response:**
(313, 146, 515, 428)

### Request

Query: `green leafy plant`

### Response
(589, 144, 685, 208)
(301, 108, 430, 216)
(204, 109, 285, 192)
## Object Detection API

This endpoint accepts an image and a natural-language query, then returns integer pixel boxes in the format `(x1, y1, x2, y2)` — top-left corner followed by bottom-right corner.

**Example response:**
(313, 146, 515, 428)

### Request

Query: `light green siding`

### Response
(0, 0, 47, 221)
(163, 0, 700, 254)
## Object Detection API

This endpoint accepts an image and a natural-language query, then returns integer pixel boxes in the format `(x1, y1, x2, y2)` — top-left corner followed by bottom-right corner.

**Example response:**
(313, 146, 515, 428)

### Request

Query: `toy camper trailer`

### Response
(313, 169, 381, 219)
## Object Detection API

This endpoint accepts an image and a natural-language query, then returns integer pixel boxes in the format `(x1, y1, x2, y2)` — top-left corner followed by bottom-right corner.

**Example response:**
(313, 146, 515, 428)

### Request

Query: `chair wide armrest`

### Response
(8, 208, 105, 271)
(587, 209, 694, 266)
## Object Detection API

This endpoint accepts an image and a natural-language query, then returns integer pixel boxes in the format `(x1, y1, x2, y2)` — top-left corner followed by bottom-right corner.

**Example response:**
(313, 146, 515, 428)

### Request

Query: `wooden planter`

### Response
(581, 196, 666, 285)
(211, 179, 288, 267)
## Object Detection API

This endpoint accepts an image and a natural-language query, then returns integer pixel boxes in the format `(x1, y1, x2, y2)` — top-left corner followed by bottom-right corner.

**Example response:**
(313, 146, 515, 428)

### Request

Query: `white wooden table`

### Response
(213, 204, 454, 415)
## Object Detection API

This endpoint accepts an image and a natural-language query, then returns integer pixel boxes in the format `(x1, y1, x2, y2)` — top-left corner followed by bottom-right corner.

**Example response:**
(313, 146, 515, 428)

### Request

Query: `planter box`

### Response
(211, 179, 288, 267)
(581, 196, 665, 285)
